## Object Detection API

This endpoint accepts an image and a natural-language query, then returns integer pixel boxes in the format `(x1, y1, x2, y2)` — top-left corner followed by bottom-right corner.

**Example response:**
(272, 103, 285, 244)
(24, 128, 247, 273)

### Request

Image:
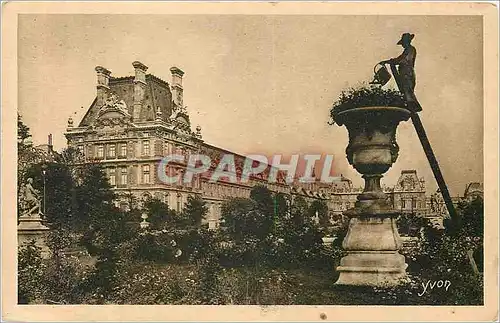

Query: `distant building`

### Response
(388, 170, 428, 216)
(327, 175, 360, 222)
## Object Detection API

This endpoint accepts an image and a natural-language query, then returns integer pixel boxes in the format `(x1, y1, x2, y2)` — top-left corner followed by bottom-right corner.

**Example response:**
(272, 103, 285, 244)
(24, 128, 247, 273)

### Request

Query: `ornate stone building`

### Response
(326, 170, 432, 223)
(65, 62, 325, 228)
(327, 175, 361, 222)
(387, 169, 428, 216)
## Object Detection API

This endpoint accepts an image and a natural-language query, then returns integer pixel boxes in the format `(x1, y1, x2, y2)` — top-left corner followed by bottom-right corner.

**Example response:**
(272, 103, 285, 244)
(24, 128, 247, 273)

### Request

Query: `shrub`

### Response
(397, 213, 428, 237)
(217, 267, 297, 305)
(108, 263, 201, 304)
(18, 240, 93, 304)
(18, 241, 46, 304)
(386, 198, 484, 305)
(330, 85, 406, 121)
(40, 254, 91, 304)
(133, 230, 177, 263)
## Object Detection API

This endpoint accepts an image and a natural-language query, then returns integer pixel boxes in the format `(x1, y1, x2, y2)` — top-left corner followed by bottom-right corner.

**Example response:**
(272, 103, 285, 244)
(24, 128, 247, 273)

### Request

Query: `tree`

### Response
(144, 198, 172, 229)
(274, 193, 288, 218)
(71, 163, 135, 299)
(308, 200, 329, 228)
(18, 114, 32, 147)
(73, 163, 115, 231)
(249, 185, 275, 236)
(182, 194, 208, 227)
(282, 196, 324, 266)
(273, 193, 289, 235)
(451, 197, 484, 239)
(25, 163, 74, 227)
(289, 196, 309, 225)
(221, 197, 260, 241)
(17, 115, 44, 204)
(18, 240, 45, 304)
(396, 213, 427, 237)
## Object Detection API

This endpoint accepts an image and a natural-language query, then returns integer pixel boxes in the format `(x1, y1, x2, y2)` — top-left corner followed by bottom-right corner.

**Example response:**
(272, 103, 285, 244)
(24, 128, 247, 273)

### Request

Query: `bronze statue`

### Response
(381, 33, 422, 112)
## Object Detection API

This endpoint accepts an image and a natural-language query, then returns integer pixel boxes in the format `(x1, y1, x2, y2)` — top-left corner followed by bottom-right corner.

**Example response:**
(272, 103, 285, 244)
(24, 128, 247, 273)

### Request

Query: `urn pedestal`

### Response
(333, 106, 411, 286)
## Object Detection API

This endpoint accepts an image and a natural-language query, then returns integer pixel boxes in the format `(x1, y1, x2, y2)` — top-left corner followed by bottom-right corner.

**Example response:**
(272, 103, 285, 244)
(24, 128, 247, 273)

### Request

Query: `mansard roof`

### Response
(79, 66, 176, 127)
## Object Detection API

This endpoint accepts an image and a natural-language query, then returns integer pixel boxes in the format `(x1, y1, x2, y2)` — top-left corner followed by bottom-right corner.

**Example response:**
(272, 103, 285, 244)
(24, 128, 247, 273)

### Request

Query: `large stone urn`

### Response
(333, 106, 411, 286)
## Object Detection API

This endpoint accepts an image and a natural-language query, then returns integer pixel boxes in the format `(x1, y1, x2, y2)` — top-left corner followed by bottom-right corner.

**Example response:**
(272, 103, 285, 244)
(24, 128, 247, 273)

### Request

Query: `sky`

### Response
(18, 14, 483, 196)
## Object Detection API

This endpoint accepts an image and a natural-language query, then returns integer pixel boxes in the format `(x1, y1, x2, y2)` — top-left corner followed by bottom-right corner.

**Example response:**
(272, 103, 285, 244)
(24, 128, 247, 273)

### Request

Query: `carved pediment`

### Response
(395, 173, 422, 191)
(98, 92, 130, 116)
(93, 92, 133, 128)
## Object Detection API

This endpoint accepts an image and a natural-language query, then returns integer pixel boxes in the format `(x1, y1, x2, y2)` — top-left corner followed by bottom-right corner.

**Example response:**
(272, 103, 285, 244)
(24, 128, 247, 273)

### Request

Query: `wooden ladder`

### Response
(389, 64, 458, 220)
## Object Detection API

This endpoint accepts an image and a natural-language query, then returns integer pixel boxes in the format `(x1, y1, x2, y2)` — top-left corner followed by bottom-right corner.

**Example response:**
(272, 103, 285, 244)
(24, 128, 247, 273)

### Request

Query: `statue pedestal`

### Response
(335, 212, 407, 286)
(18, 214, 50, 257)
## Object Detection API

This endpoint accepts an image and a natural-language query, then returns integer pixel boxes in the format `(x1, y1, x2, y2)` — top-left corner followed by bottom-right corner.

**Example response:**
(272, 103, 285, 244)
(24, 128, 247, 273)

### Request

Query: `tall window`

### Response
(143, 165, 150, 184)
(401, 199, 406, 209)
(97, 145, 104, 158)
(177, 193, 182, 212)
(109, 169, 116, 186)
(108, 144, 116, 158)
(412, 199, 417, 209)
(121, 168, 128, 185)
(120, 143, 127, 158)
(142, 140, 150, 156)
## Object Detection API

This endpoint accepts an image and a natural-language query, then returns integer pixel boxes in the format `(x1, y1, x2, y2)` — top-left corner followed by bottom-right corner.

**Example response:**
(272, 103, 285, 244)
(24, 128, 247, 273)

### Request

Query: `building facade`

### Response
(388, 170, 428, 216)
(65, 62, 327, 228)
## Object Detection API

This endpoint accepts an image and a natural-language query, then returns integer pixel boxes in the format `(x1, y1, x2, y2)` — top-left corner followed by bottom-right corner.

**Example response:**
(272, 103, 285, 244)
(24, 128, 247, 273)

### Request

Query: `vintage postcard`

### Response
(2, 1, 498, 322)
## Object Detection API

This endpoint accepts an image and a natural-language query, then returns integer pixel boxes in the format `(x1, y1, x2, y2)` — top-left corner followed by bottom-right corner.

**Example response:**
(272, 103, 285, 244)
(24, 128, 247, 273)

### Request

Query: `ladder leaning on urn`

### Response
(387, 63, 458, 221)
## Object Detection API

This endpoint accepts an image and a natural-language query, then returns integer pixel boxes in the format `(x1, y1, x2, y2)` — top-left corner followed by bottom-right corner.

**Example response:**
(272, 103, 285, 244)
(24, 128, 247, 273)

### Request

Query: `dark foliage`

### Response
(180, 194, 209, 227)
(329, 85, 406, 123)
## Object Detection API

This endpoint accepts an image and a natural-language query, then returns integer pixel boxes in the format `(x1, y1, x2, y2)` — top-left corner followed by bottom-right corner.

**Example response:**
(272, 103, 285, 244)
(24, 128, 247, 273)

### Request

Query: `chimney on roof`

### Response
(95, 66, 111, 106)
(48, 134, 53, 151)
(170, 66, 184, 108)
(132, 61, 148, 121)
(133, 61, 148, 84)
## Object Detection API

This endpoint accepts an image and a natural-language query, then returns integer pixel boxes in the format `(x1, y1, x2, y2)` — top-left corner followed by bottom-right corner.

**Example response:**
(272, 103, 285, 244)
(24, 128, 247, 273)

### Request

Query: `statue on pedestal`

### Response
(19, 178, 42, 217)
(18, 178, 50, 254)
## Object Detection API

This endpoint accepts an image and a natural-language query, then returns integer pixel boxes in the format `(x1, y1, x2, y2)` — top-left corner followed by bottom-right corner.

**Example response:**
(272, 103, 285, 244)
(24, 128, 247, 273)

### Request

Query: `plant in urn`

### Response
(330, 86, 411, 286)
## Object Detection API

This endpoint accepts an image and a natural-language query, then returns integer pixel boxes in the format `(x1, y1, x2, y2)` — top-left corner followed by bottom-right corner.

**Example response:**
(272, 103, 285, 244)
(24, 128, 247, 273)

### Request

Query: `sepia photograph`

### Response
(2, 1, 498, 322)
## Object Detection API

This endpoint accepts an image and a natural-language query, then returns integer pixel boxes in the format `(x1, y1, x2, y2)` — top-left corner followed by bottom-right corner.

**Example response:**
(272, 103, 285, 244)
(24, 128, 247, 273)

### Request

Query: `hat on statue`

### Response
(397, 33, 415, 45)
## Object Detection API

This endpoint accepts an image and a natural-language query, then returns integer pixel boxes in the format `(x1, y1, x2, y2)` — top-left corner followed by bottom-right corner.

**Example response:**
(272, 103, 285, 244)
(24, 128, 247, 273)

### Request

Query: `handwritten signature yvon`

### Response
(418, 280, 451, 296)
